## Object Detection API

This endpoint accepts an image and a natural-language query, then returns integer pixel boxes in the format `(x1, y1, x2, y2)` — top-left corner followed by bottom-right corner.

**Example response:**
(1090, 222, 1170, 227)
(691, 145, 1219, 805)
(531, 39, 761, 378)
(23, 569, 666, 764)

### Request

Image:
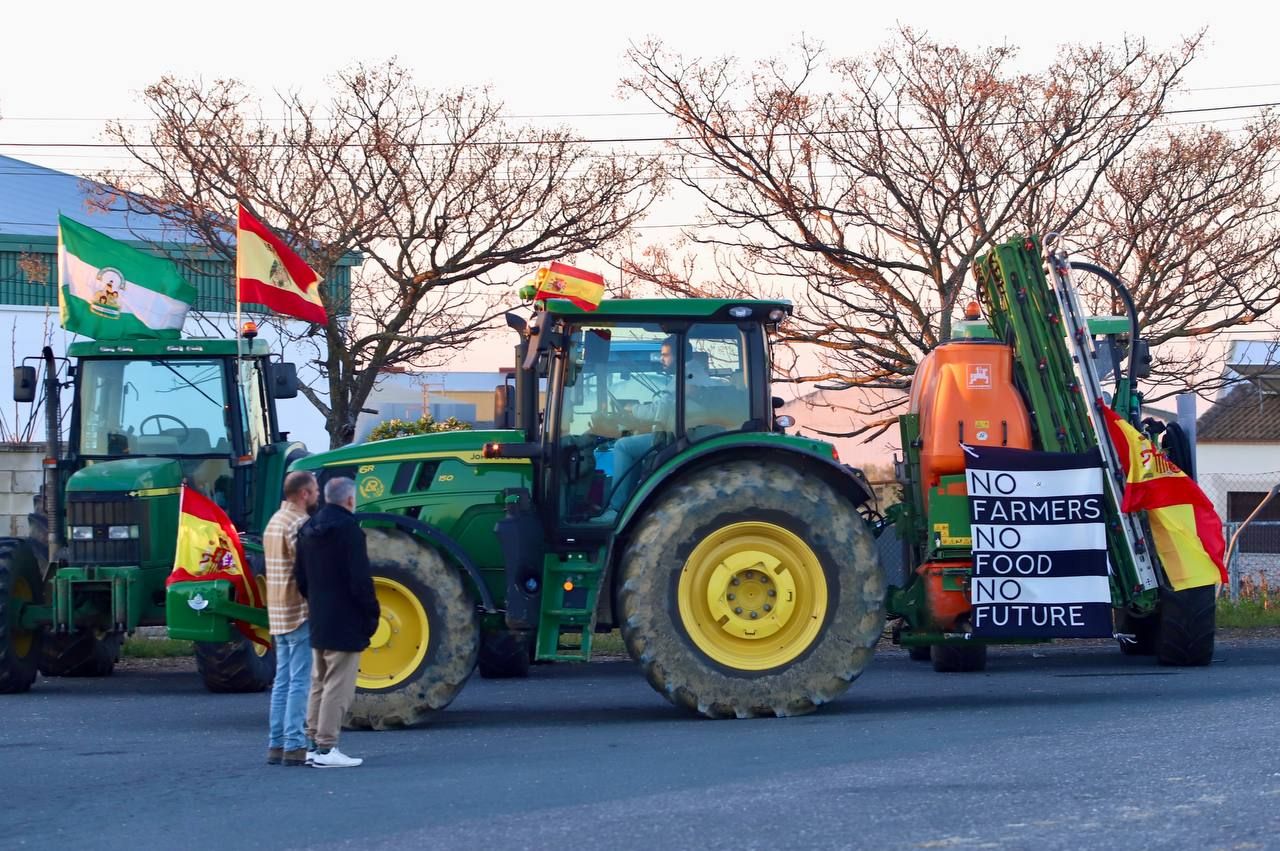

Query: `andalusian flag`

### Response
(57, 215, 196, 340)
(236, 204, 327, 324)
(168, 485, 269, 646)
(533, 262, 606, 311)
(1102, 406, 1227, 591)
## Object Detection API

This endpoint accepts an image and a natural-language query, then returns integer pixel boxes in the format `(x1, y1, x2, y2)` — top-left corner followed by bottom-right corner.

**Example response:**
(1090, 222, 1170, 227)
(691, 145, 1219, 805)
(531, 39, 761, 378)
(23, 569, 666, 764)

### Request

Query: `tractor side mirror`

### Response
(494, 383, 515, 429)
(267, 361, 300, 399)
(13, 366, 36, 403)
(1130, 339, 1152, 380)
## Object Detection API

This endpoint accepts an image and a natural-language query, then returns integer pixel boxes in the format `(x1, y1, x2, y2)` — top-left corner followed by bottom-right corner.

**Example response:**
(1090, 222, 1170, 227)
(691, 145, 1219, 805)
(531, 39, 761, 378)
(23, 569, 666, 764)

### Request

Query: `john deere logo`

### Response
(90, 268, 125, 319)
(359, 477, 385, 500)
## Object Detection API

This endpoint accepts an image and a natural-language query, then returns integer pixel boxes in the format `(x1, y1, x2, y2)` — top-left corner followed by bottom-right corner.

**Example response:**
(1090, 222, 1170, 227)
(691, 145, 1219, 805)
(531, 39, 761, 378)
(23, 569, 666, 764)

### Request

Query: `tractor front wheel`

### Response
(39, 631, 120, 677)
(196, 553, 275, 692)
(477, 630, 533, 679)
(348, 529, 478, 730)
(0, 539, 44, 694)
(618, 460, 885, 719)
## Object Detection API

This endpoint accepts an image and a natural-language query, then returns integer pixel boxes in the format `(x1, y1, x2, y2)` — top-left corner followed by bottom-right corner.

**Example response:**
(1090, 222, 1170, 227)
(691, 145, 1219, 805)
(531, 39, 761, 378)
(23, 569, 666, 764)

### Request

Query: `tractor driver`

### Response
(605, 335, 711, 512)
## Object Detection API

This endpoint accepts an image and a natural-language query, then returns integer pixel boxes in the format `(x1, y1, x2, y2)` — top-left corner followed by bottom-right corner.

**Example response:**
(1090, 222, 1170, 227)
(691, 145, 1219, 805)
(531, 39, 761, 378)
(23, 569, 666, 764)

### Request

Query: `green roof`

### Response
(67, 338, 271, 358)
(542, 298, 792, 320)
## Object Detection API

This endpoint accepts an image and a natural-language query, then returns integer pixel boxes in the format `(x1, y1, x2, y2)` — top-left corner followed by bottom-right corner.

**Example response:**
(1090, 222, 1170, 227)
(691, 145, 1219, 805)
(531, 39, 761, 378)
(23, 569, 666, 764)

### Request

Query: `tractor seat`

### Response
(132, 435, 181, 455)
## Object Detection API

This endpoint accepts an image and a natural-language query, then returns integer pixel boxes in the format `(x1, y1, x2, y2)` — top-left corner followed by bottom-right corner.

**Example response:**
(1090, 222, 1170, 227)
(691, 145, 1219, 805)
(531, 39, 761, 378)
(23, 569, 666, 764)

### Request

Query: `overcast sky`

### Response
(2, 0, 1272, 168)
(1, 0, 1274, 381)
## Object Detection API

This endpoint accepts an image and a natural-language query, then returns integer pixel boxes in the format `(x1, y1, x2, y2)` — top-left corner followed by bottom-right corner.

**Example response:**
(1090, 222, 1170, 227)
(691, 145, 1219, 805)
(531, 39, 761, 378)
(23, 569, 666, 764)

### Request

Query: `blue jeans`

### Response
(268, 622, 312, 751)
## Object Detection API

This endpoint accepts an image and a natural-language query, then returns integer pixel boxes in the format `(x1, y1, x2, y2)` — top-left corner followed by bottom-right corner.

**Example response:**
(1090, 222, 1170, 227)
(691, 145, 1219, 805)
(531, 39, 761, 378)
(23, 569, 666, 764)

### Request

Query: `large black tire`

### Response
(477, 630, 533, 679)
(196, 633, 276, 692)
(39, 631, 121, 677)
(348, 528, 479, 730)
(1114, 608, 1159, 656)
(0, 539, 44, 694)
(617, 460, 885, 719)
(1155, 585, 1216, 667)
(195, 553, 276, 693)
(930, 643, 987, 672)
(907, 645, 932, 661)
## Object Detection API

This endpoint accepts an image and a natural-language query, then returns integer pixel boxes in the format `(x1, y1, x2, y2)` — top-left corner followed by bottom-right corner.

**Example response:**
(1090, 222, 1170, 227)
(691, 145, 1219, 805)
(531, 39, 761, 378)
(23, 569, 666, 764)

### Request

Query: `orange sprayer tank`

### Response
(909, 341, 1033, 497)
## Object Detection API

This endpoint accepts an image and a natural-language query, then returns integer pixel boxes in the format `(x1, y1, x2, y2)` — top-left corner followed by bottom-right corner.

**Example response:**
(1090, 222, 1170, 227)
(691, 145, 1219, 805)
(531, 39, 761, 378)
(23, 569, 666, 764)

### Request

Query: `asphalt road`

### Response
(2, 635, 1278, 851)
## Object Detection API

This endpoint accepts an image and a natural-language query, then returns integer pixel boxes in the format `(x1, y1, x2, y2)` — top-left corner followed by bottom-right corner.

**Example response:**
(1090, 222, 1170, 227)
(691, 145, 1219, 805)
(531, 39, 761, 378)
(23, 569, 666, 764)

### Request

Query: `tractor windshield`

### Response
(77, 358, 232, 458)
(556, 322, 753, 522)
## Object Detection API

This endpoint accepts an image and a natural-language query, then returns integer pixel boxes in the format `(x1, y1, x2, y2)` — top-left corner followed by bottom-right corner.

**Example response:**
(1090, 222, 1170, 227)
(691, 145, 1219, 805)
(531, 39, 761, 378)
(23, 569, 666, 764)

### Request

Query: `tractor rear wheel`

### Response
(618, 460, 885, 719)
(0, 539, 44, 694)
(39, 631, 121, 677)
(930, 643, 987, 672)
(348, 529, 478, 729)
(477, 630, 533, 679)
(1114, 608, 1158, 656)
(1155, 585, 1216, 667)
(196, 553, 275, 693)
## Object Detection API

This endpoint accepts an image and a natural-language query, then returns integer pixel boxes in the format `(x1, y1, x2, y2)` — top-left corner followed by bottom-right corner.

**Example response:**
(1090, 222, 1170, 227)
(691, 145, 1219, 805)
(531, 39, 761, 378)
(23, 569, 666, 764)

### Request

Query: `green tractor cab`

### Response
(0, 337, 304, 694)
(284, 296, 887, 728)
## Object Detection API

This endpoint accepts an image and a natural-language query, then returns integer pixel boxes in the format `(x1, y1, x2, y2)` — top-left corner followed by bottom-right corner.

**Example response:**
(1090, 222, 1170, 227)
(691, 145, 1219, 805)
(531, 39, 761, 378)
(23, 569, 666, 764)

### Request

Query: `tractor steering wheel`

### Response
(138, 413, 191, 443)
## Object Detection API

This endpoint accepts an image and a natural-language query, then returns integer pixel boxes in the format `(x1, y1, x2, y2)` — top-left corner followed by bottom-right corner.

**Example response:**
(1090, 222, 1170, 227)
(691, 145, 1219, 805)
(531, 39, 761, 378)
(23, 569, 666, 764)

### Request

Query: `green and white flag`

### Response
(58, 215, 197, 340)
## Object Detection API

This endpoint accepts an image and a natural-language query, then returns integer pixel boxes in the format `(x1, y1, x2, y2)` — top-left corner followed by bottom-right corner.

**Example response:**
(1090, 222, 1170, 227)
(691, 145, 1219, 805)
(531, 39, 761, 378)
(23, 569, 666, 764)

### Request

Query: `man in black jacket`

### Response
(295, 477, 379, 768)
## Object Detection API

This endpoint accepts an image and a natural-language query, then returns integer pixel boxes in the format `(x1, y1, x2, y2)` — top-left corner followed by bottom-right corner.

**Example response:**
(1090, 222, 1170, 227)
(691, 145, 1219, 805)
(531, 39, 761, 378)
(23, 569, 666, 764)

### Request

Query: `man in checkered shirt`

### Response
(264, 470, 319, 766)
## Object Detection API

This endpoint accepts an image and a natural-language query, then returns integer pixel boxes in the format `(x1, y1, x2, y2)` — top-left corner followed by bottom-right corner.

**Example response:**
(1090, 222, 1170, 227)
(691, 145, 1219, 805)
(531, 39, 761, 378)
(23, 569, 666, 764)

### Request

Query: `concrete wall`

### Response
(0, 442, 43, 538)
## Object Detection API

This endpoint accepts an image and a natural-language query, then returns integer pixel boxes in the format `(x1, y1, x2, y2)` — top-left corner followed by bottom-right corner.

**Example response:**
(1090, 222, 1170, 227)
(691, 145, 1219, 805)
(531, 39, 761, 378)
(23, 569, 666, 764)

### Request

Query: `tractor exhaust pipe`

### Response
(41, 346, 62, 558)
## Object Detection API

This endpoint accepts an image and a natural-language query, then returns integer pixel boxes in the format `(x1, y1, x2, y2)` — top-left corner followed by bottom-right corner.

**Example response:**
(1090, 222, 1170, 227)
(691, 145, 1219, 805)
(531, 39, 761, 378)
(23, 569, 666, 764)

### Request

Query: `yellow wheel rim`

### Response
(10, 576, 33, 659)
(677, 521, 828, 671)
(357, 577, 429, 690)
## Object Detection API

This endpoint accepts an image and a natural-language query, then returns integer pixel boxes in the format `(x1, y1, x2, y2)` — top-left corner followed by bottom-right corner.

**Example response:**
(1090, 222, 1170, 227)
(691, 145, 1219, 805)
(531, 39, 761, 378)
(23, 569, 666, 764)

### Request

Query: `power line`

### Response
(0, 99, 1276, 150)
(4, 81, 1280, 124)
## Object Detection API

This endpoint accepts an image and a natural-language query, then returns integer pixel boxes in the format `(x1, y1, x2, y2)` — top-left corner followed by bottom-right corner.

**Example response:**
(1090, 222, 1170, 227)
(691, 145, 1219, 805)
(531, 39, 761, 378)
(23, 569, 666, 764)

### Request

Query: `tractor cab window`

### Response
(685, 323, 751, 442)
(555, 324, 675, 522)
(76, 358, 237, 505)
(237, 359, 272, 452)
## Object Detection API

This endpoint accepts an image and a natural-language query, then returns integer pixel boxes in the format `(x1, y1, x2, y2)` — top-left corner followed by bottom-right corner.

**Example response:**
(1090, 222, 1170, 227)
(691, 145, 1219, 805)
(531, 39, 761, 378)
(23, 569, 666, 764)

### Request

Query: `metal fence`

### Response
(1191, 471, 1280, 600)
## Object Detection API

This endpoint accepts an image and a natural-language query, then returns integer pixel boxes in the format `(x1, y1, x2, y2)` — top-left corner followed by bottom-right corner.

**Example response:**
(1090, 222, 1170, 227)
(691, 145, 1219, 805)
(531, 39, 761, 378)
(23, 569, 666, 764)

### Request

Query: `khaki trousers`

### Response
(306, 648, 361, 749)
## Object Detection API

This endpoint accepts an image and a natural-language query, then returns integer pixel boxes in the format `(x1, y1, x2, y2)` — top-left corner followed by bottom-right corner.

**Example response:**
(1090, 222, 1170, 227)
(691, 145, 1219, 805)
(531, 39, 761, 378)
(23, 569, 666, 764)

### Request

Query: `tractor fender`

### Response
(598, 439, 874, 627)
(616, 439, 873, 535)
(353, 512, 497, 614)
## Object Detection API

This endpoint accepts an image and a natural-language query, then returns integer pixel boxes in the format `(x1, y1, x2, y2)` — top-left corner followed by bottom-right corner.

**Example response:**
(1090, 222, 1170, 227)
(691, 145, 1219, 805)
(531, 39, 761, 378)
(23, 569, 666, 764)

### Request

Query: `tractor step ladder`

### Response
(535, 555, 602, 661)
(1043, 244, 1160, 592)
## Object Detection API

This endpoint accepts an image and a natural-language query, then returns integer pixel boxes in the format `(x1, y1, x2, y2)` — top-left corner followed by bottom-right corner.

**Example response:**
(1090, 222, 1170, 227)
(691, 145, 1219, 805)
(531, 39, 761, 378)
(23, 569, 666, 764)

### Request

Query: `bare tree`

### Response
(1071, 120, 1280, 399)
(100, 61, 663, 446)
(620, 29, 1274, 436)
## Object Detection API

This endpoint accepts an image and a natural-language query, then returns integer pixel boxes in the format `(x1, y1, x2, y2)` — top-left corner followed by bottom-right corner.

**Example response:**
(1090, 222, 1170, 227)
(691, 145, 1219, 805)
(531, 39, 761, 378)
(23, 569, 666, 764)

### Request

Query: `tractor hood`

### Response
(66, 458, 185, 495)
(291, 429, 522, 471)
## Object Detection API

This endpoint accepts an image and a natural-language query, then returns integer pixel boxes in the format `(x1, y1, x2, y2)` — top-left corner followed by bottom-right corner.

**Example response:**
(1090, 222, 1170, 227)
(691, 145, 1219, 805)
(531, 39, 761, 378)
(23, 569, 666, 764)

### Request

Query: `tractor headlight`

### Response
(70, 526, 94, 540)
(108, 525, 139, 540)
(728, 305, 753, 319)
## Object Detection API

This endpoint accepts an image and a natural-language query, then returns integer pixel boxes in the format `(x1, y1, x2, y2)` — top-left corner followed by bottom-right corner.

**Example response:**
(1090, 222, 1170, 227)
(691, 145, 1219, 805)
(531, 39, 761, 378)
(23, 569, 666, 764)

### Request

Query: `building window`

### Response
(1226, 491, 1280, 554)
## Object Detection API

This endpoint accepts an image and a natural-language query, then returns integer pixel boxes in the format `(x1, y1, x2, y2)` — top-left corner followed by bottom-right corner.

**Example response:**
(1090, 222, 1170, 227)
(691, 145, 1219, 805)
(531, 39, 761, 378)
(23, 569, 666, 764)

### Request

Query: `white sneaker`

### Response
(310, 748, 362, 768)
(305, 750, 316, 766)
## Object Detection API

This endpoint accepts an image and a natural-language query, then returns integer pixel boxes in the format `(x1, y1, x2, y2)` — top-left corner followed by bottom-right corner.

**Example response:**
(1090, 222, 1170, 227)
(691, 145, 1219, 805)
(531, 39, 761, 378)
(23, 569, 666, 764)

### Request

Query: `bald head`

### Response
(283, 470, 319, 510)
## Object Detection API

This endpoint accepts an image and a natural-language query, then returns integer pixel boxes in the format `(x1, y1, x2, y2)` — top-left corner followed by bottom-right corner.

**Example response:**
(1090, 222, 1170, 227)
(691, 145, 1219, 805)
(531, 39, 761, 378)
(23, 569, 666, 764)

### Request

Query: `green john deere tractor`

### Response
(0, 336, 304, 694)
(165, 297, 887, 727)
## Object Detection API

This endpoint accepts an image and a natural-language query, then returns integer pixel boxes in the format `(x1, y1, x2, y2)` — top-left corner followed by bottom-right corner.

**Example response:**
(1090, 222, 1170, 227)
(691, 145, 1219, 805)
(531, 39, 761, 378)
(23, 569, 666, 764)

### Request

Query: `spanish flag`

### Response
(533, 262, 606, 311)
(168, 486, 270, 646)
(236, 204, 327, 325)
(1102, 405, 1226, 590)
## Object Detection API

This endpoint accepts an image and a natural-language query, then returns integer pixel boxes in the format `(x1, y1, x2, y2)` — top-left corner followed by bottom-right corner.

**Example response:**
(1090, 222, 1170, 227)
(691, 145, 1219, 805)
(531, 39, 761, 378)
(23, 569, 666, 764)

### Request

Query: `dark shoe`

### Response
(266, 747, 284, 766)
(282, 748, 308, 766)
